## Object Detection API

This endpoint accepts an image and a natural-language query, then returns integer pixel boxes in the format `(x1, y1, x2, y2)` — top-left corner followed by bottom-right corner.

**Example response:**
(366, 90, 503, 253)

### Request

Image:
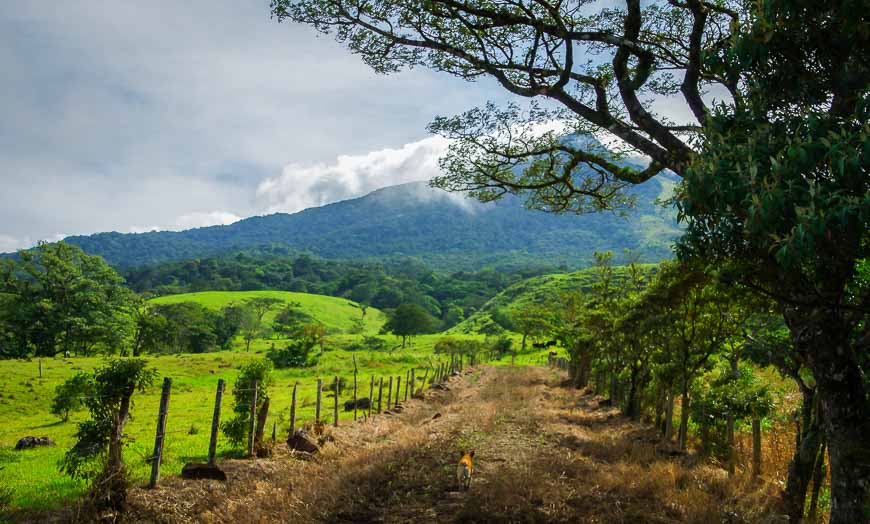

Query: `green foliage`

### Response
(51, 372, 92, 422)
(60, 359, 156, 480)
(267, 339, 316, 369)
(0, 242, 136, 358)
(64, 179, 679, 272)
(434, 337, 483, 357)
(272, 302, 313, 337)
(135, 302, 220, 354)
(346, 335, 388, 352)
(489, 336, 513, 357)
(691, 363, 774, 458)
(382, 304, 439, 347)
(221, 359, 273, 447)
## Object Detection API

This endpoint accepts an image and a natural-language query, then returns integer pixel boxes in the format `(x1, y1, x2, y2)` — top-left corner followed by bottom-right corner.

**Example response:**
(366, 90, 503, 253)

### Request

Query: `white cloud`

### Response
(0, 234, 31, 253)
(256, 136, 451, 214)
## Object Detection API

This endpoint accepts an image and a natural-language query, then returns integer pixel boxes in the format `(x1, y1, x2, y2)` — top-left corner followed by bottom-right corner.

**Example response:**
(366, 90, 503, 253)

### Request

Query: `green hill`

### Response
(57, 175, 680, 272)
(451, 265, 656, 334)
(149, 290, 386, 334)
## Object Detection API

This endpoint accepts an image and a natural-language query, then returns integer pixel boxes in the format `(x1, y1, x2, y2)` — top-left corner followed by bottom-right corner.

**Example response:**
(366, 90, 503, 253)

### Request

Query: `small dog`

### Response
(457, 450, 475, 490)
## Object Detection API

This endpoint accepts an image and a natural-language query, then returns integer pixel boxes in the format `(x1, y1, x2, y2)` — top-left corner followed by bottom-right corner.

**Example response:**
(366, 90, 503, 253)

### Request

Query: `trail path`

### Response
(126, 366, 763, 524)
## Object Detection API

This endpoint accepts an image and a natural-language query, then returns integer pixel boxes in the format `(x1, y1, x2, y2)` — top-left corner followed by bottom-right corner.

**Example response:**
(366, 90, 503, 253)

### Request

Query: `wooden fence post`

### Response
(247, 379, 258, 457)
(316, 377, 322, 423)
(377, 377, 384, 413)
(333, 375, 339, 427)
(149, 377, 172, 488)
(38, 359, 42, 379)
(289, 383, 297, 435)
(404, 370, 410, 401)
(207, 379, 225, 466)
(387, 376, 393, 410)
(752, 418, 762, 479)
(395, 376, 401, 405)
(368, 376, 374, 419)
(353, 356, 359, 421)
(410, 369, 416, 398)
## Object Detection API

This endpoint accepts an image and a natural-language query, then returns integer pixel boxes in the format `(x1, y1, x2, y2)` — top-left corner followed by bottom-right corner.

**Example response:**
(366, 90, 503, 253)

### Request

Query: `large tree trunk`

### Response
(782, 386, 824, 521)
(785, 307, 870, 524)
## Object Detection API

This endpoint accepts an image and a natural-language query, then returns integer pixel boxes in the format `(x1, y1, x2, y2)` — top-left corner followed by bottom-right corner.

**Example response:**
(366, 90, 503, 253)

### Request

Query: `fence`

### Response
(545, 353, 764, 480)
(144, 350, 488, 487)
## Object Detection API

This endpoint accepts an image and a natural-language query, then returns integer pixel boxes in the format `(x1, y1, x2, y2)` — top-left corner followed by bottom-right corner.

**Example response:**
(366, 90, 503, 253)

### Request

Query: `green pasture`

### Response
(0, 331, 559, 512)
(149, 290, 387, 334)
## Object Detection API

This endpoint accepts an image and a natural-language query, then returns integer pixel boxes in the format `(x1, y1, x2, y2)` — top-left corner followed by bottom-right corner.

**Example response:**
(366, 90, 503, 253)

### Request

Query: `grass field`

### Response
(150, 290, 387, 334)
(0, 290, 561, 512)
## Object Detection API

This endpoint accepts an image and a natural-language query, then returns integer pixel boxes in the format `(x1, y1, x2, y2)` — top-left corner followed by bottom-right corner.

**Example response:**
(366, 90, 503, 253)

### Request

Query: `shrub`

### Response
(222, 359, 273, 447)
(51, 372, 92, 422)
(267, 339, 315, 368)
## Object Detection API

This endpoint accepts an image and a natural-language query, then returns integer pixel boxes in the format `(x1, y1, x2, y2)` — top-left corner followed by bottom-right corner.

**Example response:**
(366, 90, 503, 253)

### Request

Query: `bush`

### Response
(51, 372, 92, 422)
(489, 336, 513, 356)
(347, 335, 388, 352)
(691, 363, 773, 459)
(222, 359, 273, 447)
(267, 339, 315, 368)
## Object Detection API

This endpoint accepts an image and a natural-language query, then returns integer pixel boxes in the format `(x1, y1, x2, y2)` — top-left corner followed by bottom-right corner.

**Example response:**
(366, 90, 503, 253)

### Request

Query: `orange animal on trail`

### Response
(457, 450, 475, 490)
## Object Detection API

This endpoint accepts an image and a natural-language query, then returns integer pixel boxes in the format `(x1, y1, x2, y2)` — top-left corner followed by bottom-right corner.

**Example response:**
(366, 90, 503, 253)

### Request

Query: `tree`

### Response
(300, 323, 328, 353)
(273, 0, 869, 517)
(272, 302, 313, 338)
(214, 305, 245, 350)
(222, 359, 273, 447)
(61, 359, 156, 512)
(0, 242, 136, 357)
(382, 303, 436, 348)
(509, 304, 552, 352)
(239, 297, 284, 351)
(51, 372, 92, 422)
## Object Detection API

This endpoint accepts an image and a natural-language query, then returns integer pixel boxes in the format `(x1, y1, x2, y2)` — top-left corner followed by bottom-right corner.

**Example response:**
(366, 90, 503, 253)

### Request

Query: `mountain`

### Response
(60, 176, 681, 272)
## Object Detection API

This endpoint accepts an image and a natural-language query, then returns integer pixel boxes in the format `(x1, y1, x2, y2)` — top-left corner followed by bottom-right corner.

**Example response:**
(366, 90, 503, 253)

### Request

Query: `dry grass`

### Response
(98, 367, 789, 523)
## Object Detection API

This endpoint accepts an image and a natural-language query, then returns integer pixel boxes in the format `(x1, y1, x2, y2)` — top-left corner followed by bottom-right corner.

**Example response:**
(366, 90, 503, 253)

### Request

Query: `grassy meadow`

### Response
(0, 290, 560, 511)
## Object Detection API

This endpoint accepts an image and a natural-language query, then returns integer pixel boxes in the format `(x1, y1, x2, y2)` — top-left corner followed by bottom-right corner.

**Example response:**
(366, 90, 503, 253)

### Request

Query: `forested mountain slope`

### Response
(58, 176, 680, 272)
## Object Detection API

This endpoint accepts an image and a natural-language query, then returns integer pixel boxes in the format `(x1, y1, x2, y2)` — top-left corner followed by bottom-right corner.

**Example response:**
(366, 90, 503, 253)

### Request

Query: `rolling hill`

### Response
(58, 175, 681, 272)
(450, 264, 656, 334)
(149, 290, 386, 334)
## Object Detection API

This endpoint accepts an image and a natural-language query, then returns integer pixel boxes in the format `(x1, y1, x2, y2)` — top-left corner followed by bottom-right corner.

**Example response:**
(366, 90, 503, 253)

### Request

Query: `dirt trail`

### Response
(125, 366, 775, 524)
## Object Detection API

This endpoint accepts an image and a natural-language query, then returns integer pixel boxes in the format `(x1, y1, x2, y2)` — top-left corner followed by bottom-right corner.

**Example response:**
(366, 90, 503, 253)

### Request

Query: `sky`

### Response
(0, 1, 507, 252)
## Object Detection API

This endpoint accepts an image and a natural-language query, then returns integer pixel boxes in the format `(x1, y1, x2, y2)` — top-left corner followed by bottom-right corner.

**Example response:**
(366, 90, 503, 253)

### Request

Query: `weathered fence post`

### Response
(247, 379, 258, 457)
(38, 359, 43, 379)
(395, 375, 401, 406)
(289, 383, 297, 434)
(333, 375, 339, 427)
(316, 377, 322, 423)
(368, 376, 374, 419)
(410, 369, 416, 398)
(387, 376, 393, 409)
(149, 377, 172, 488)
(377, 377, 384, 413)
(207, 379, 225, 466)
(404, 370, 410, 401)
(752, 418, 762, 479)
(353, 356, 359, 421)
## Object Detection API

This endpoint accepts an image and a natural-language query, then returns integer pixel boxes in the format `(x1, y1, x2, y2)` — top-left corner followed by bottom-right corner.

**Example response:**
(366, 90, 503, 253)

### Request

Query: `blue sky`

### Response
(0, 1, 507, 252)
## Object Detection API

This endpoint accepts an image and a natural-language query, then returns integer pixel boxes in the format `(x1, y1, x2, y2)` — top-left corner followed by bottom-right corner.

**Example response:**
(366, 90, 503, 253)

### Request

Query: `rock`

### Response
(15, 436, 54, 450)
(181, 463, 227, 481)
(287, 430, 319, 454)
(344, 397, 371, 412)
